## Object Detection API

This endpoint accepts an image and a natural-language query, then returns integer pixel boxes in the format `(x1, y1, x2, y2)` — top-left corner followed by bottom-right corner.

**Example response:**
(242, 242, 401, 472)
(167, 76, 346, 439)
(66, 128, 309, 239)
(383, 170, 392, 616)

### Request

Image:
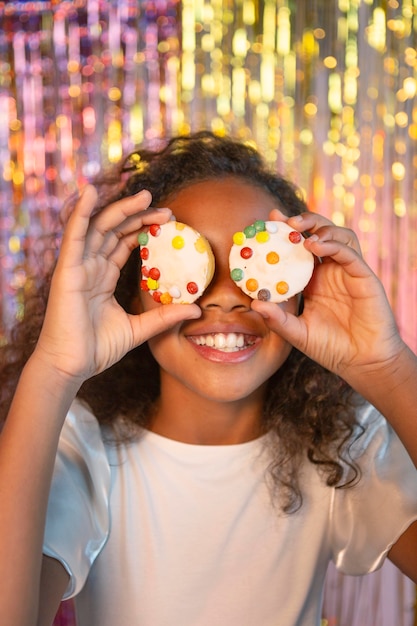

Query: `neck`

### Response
(148, 378, 266, 445)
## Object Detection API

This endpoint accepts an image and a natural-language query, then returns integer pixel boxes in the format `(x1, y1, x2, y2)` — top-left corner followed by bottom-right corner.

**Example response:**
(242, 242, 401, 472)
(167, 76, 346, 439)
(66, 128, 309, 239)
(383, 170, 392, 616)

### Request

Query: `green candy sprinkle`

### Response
(231, 268, 244, 281)
(138, 232, 149, 246)
(244, 225, 256, 238)
(254, 220, 266, 232)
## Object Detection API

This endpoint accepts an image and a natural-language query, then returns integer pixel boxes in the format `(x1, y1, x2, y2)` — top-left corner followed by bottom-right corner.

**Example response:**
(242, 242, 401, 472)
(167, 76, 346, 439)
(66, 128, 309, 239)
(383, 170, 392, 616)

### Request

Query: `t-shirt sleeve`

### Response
(330, 403, 417, 575)
(43, 400, 111, 599)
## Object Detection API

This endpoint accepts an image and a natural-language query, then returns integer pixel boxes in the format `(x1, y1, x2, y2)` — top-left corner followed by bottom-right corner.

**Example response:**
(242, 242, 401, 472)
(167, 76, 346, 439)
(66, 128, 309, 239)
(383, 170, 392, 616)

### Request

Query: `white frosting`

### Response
(140, 220, 214, 304)
(229, 220, 314, 302)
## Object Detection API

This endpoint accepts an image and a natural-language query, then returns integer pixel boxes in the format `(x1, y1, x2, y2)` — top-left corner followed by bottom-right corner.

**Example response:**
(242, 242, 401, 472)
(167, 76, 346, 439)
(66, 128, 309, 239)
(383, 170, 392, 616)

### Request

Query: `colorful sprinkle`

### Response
(266, 222, 278, 233)
(257, 289, 271, 301)
(149, 267, 160, 280)
(140, 247, 149, 260)
(138, 232, 149, 245)
(187, 282, 198, 294)
(172, 235, 185, 249)
(246, 278, 258, 292)
(147, 277, 159, 290)
(140, 279, 149, 291)
(195, 236, 208, 253)
(243, 225, 256, 238)
(169, 286, 181, 298)
(254, 220, 265, 232)
(152, 291, 162, 302)
(255, 231, 270, 243)
(149, 224, 161, 237)
(141, 265, 150, 277)
(160, 292, 173, 304)
(276, 281, 289, 295)
(241, 246, 253, 259)
(266, 251, 280, 264)
(233, 231, 245, 245)
(175, 222, 185, 230)
(231, 268, 244, 281)
(289, 231, 302, 243)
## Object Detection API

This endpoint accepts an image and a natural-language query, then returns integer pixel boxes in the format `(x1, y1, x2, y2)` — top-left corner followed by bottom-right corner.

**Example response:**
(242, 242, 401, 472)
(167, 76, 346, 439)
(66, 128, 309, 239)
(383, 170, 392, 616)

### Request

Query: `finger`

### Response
(268, 208, 290, 222)
(97, 207, 172, 260)
(252, 300, 307, 351)
(84, 189, 153, 254)
(58, 185, 98, 266)
(130, 303, 202, 345)
(304, 236, 373, 284)
(105, 231, 142, 269)
(288, 213, 362, 254)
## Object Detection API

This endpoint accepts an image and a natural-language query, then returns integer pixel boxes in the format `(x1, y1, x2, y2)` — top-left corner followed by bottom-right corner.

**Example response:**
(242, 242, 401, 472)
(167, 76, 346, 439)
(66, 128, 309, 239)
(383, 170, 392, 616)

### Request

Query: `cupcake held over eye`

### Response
(138, 219, 215, 304)
(229, 220, 314, 303)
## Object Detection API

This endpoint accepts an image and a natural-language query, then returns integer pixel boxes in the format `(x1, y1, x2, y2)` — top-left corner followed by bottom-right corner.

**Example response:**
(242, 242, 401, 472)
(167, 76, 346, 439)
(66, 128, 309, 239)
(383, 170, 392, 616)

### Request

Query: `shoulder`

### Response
(329, 401, 417, 574)
(347, 400, 400, 464)
(43, 399, 112, 598)
(63, 397, 103, 441)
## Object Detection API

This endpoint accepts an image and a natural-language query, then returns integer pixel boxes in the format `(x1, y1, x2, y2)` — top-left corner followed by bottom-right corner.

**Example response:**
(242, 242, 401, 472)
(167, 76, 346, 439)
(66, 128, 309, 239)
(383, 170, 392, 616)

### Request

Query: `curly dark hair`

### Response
(0, 131, 364, 513)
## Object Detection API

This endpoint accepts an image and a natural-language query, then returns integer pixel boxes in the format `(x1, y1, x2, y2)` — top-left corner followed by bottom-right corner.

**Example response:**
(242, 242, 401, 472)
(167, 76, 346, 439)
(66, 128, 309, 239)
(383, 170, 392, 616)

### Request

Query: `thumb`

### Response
(251, 300, 306, 351)
(130, 304, 202, 346)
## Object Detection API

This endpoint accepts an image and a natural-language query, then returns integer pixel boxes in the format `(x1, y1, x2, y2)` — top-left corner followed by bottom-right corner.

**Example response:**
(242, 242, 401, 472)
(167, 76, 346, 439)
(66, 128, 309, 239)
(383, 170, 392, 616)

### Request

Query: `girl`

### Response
(1, 132, 417, 626)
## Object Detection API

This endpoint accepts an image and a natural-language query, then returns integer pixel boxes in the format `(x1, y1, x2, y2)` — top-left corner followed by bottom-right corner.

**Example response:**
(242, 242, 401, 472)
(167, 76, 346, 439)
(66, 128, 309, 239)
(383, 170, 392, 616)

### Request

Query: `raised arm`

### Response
(0, 186, 201, 625)
(252, 210, 417, 464)
(252, 210, 417, 582)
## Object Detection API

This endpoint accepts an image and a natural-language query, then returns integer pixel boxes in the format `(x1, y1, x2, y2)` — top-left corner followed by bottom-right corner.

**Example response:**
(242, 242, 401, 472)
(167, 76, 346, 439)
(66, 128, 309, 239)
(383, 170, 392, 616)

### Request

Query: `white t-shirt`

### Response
(43, 400, 417, 626)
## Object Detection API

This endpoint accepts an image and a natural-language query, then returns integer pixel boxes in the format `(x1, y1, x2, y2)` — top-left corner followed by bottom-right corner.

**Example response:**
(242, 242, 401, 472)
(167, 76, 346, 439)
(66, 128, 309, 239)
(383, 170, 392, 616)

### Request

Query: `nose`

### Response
(198, 256, 252, 313)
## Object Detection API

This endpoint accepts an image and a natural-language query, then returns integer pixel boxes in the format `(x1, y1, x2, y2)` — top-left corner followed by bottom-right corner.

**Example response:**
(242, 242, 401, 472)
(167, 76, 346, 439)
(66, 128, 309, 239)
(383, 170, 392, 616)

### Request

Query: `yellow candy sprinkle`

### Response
(195, 236, 207, 253)
(266, 251, 280, 264)
(233, 231, 245, 245)
(172, 235, 185, 249)
(147, 277, 159, 290)
(276, 281, 289, 295)
(246, 278, 258, 292)
(256, 231, 270, 243)
(175, 222, 186, 230)
(160, 292, 173, 304)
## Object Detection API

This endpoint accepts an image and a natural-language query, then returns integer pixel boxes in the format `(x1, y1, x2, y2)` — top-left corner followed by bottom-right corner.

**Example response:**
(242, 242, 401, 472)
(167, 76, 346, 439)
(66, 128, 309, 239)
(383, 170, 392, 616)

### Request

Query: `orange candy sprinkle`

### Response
(266, 251, 279, 264)
(276, 281, 289, 295)
(246, 278, 258, 292)
(160, 292, 173, 304)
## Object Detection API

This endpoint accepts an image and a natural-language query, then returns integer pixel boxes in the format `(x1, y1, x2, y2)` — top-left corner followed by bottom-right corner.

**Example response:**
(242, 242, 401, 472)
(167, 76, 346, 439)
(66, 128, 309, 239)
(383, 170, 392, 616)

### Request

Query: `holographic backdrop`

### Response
(0, 0, 416, 351)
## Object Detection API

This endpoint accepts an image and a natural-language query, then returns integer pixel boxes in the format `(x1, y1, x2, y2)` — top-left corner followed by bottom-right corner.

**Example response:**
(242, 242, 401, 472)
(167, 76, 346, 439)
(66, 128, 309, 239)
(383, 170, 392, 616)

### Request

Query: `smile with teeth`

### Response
(189, 332, 257, 352)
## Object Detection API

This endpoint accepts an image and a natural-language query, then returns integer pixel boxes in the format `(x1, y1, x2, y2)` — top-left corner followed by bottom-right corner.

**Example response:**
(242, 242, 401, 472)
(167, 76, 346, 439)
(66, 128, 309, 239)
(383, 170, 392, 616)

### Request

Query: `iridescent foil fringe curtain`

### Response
(0, 0, 416, 351)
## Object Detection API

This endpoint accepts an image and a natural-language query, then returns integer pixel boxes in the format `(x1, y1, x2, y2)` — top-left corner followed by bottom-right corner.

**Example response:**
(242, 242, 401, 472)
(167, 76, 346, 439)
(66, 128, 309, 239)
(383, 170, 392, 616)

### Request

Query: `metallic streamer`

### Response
(0, 0, 415, 351)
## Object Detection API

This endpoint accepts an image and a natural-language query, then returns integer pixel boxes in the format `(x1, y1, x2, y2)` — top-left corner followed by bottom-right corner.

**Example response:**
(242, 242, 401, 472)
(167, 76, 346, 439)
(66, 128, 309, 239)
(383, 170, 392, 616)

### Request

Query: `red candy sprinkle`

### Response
(240, 246, 253, 259)
(141, 266, 150, 277)
(140, 280, 149, 291)
(149, 267, 161, 280)
(187, 282, 198, 294)
(140, 247, 149, 260)
(288, 231, 302, 244)
(149, 224, 161, 237)
(152, 291, 162, 302)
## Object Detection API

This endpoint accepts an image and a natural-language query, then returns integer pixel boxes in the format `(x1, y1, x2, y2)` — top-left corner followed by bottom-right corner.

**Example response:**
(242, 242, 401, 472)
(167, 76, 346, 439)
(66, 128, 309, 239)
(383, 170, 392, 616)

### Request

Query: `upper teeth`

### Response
(191, 333, 252, 351)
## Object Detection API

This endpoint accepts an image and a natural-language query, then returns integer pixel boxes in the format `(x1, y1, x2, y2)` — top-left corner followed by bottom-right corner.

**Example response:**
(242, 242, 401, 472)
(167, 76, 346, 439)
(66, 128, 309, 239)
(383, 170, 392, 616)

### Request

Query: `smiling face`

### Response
(139, 177, 298, 443)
